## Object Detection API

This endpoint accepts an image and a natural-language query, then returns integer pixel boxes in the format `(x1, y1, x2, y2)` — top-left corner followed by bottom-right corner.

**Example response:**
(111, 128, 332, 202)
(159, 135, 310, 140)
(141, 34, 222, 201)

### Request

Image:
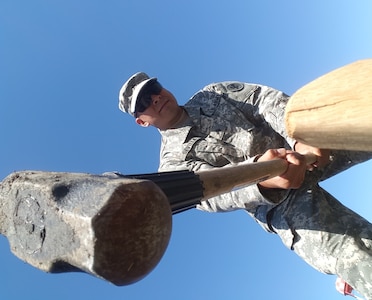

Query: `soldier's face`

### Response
(135, 88, 182, 130)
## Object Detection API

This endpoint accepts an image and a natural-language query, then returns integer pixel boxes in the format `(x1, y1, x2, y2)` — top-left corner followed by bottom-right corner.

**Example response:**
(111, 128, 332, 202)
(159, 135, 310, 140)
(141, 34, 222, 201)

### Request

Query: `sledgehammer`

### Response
(3, 59, 363, 286)
(0, 157, 304, 286)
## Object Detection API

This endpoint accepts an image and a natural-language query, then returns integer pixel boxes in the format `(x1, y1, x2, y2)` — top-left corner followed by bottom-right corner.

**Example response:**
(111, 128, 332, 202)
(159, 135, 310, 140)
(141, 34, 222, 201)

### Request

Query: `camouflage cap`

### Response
(118, 72, 157, 117)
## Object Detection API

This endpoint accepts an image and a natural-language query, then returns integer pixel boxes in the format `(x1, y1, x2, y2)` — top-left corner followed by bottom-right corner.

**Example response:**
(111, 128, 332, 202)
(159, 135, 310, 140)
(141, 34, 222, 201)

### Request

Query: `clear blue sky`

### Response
(1, 1, 372, 299)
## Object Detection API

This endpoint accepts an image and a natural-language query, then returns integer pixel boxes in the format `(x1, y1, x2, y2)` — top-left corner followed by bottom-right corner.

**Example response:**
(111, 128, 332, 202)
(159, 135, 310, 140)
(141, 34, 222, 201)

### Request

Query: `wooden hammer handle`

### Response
(198, 153, 317, 200)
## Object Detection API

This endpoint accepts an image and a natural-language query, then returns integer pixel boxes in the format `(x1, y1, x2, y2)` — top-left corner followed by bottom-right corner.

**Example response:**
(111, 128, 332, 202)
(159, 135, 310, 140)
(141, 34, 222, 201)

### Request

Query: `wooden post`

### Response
(285, 59, 372, 151)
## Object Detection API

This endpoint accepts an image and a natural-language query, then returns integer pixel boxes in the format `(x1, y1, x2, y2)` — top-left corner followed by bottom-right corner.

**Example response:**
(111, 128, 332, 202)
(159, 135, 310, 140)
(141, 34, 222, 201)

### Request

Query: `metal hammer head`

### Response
(0, 171, 172, 285)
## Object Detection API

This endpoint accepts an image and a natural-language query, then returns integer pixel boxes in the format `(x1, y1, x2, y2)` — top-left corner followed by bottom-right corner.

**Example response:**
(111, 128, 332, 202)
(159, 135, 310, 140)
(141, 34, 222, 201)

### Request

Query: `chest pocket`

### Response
(189, 136, 246, 167)
(200, 94, 255, 132)
(199, 113, 255, 155)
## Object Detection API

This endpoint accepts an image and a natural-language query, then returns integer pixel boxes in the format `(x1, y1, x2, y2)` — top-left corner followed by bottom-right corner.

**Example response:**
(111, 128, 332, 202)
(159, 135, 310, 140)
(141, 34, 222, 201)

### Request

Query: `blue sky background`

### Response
(1, 1, 372, 299)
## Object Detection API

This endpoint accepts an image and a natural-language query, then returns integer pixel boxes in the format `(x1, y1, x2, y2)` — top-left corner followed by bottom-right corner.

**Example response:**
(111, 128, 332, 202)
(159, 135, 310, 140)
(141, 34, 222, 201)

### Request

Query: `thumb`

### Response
(259, 148, 287, 161)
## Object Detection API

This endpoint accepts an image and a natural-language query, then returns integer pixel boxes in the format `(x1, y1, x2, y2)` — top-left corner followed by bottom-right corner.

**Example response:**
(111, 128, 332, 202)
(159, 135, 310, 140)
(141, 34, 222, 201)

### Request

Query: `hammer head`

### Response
(0, 171, 172, 285)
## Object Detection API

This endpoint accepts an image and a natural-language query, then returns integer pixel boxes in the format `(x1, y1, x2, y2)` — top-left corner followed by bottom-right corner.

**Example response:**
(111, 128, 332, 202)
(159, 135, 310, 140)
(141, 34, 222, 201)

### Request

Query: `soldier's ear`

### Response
(135, 118, 149, 127)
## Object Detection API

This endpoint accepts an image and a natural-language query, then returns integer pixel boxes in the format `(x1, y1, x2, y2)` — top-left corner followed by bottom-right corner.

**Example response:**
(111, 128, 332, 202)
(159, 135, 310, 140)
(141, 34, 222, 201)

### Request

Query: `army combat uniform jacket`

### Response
(158, 81, 372, 299)
(159, 82, 297, 211)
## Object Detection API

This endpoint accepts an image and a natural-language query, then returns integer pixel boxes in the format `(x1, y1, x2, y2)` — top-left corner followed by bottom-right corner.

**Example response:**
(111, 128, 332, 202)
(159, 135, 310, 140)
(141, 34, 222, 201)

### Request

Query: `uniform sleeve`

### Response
(197, 183, 285, 213)
(253, 84, 297, 149)
(159, 150, 213, 172)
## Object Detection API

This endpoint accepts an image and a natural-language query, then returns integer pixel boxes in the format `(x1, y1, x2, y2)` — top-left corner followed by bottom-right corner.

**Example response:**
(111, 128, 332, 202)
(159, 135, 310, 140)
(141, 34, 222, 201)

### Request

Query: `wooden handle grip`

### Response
(197, 153, 316, 200)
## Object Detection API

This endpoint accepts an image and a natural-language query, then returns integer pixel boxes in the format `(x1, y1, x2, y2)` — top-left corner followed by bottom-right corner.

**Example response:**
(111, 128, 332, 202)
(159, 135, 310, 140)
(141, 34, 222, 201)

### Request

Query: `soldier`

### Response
(118, 72, 372, 299)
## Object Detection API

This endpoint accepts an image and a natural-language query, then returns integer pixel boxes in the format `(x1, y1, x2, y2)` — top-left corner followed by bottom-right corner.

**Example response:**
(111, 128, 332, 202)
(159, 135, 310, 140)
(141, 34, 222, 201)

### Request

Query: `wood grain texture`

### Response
(285, 59, 372, 151)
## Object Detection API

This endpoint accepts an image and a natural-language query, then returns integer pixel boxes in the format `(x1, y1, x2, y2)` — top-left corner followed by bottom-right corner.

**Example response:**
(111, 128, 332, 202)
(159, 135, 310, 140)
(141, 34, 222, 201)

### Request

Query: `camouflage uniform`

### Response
(158, 82, 372, 299)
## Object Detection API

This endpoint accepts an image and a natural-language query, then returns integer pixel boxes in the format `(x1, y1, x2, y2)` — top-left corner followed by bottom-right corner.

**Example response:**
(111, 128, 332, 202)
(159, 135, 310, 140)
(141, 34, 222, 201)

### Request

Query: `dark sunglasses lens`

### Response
(136, 96, 152, 113)
(135, 81, 162, 114)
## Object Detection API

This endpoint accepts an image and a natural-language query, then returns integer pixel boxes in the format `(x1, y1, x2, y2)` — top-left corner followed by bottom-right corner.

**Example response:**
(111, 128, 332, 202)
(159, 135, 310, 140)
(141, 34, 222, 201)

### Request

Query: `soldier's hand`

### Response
(257, 148, 307, 190)
(294, 142, 331, 169)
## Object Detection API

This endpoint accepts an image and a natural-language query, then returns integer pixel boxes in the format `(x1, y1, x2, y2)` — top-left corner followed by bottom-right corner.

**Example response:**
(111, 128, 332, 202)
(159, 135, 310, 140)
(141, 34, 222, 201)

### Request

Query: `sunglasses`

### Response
(135, 95, 153, 114)
(135, 81, 163, 114)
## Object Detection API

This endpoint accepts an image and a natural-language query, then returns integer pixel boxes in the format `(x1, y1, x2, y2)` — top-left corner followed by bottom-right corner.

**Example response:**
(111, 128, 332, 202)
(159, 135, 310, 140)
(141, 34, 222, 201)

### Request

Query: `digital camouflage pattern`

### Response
(158, 82, 372, 299)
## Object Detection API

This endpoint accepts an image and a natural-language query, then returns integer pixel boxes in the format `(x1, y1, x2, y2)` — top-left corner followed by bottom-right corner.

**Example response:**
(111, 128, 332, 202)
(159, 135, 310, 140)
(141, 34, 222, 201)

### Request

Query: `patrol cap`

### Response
(118, 72, 157, 117)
